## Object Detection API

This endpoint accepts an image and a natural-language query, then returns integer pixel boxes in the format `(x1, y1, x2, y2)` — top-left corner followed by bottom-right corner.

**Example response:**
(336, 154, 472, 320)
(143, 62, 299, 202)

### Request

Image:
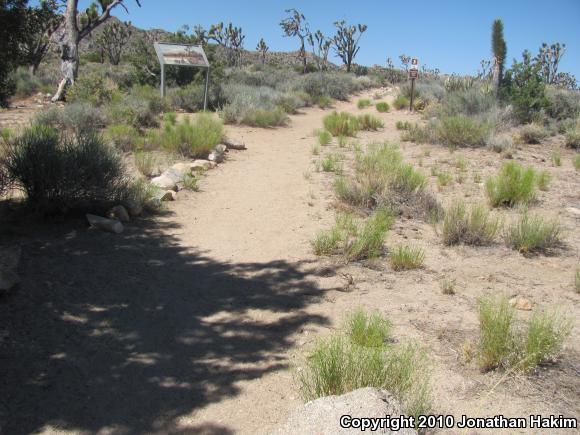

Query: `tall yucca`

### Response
(492, 19, 507, 96)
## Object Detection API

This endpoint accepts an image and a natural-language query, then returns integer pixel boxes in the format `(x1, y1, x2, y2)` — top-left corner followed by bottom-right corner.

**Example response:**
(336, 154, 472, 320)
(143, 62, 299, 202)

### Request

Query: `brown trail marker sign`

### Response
(409, 57, 419, 111)
(154, 42, 210, 110)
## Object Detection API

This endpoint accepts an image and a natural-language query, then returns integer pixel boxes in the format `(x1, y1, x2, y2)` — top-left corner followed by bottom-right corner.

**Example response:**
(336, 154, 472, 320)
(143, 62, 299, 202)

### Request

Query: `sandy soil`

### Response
(0, 90, 578, 435)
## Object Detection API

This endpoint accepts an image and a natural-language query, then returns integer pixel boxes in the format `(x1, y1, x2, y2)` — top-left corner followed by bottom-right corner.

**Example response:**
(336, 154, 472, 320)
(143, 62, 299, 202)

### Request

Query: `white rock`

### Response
(151, 174, 177, 191)
(109, 205, 130, 222)
(272, 388, 417, 435)
(86, 214, 124, 234)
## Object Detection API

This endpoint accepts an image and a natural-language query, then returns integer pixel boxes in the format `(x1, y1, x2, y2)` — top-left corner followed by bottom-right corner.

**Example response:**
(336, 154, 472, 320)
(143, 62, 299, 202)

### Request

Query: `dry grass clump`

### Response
(477, 295, 571, 373)
(503, 212, 563, 254)
(519, 123, 548, 144)
(357, 99, 371, 109)
(441, 201, 500, 246)
(298, 309, 432, 421)
(357, 114, 384, 131)
(134, 151, 157, 177)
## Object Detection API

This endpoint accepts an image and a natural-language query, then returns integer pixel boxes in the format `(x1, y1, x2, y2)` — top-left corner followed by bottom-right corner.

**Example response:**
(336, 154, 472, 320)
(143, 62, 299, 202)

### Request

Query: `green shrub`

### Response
(477, 295, 571, 373)
(312, 226, 343, 256)
(375, 102, 390, 113)
(105, 124, 141, 152)
(389, 245, 425, 271)
(564, 122, 580, 149)
(346, 309, 392, 348)
(574, 154, 580, 170)
(401, 123, 436, 144)
(323, 111, 360, 137)
(477, 295, 516, 372)
(317, 129, 332, 146)
(519, 123, 548, 144)
(392, 95, 409, 110)
(157, 114, 223, 158)
(357, 99, 371, 109)
(551, 152, 562, 167)
(315, 95, 333, 109)
(504, 212, 563, 254)
(182, 173, 199, 191)
(163, 112, 177, 125)
(299, 310, 432, 420)
(437, 116, 490, 149)
(436, 171, 453, 187)
(441, 202, 500, 246)
(536, 170, 551, 191)
(5, 125, 126, 212)
(346, 208, 394, 261)
(545, 87, 580, 120)
(485, 161, 537, 207)
(395, 120, 411, 130)
(35, 103, 105, 138)
(440, 88, 496, 116)
(67, 72, 117, 106)
(134, 151, 157, 177)
(320, 153, 342, 173)
(357, 114, 384, 131)
(241, 108, 288, 127)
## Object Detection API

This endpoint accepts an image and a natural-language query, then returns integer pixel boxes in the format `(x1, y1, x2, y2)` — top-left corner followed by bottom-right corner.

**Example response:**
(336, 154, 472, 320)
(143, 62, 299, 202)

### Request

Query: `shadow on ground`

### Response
(0, 211, 331, 434)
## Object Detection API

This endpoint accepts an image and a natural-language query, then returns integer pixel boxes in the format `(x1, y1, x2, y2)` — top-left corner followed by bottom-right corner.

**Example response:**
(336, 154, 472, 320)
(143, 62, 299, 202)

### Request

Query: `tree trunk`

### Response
(52, 0, 80, 102)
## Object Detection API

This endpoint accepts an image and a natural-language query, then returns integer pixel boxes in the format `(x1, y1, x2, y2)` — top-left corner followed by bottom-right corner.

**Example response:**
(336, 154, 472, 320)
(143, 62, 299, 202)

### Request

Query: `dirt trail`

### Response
(2, 89, 578, 435)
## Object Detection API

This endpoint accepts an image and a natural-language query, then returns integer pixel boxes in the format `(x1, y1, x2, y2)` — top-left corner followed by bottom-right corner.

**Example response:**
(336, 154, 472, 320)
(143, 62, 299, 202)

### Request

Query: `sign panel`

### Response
(409, 69, 419, 79)
(411, 57, 419, 67)
(154, 42, 209, 68)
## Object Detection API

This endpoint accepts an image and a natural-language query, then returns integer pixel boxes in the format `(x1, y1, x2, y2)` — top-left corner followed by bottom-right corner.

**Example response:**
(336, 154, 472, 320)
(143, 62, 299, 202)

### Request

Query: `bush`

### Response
(440, 88, 496, 117)
(441, 201, 500, 246)
(486, 133, 514, 153)
(389, 245, 425, 271)
(317, 130, 332, 146)
(357, 114, 384, 131)
(395, 120, 411, 131)
(241, 108, 288, 127)
(477, 295, 571, 373)
(5, 125, 126, 212)
(485, 161, 537, 207)
(503, 212, 563, 254)
(564, 121, 580, 149)
(375, 102, 390, 113)
(392, 95, 409, 110)
(401, 122, 437, 144)
(299, 72, 360, 101)
(357, 98, 371, 109)
(346, 208, 394, 261)
(536, 170, 551, 191)
(323, 112, 360, 137)
(320, 153, 342, 173)
(35, 103, 105, 138)
(67, 72, 117, 106)
(519, 123, 548, 144)
(157, 115, 223, 158)
(134, 151, 157, 177)
(105, 124, 141, 152)
(298, 310, 432, 420)
(437, 116, 490, 149)
(545, 87, 580, 120)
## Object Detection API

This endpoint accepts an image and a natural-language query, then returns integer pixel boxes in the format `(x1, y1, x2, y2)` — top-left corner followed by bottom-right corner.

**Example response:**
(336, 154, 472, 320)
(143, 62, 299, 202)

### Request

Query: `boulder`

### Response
(86, 214, 124, 234)
(109, 205, 130, 223)
(145, 197, 162, 212)
(125, 200, 143, 217)
(160, 190, 176, 201)
(191, 160, 213, 172)
(271, 388, 417, 435)
(509, 296, 533, 311)
(170, 162, 193, 177)
(0, 246, 21, 292)
(151, 174, 178, 191)
(208, 144, 227, 163)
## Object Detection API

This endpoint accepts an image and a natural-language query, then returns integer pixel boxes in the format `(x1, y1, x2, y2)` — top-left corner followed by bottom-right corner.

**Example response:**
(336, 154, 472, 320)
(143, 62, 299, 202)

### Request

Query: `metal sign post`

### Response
(409, 57, 419, 112)
(153, 42, 210, 110)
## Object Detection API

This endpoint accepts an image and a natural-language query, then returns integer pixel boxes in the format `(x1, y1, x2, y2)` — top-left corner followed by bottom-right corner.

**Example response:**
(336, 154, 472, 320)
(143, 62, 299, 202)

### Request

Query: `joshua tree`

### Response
(20, 0, 63, 75)
(399, 54, 410, 72)
(52, 0, 141, 101)
(256, 38, 269, 65)
(535, 42, 566, 85)
(209, 22, 245, 67)
(332, 20, 367, 73)
(95, 20, 132, 65)
(280, 8, 309, 74)
(308, 30, 332, 71)
(491, 19, 507, 96)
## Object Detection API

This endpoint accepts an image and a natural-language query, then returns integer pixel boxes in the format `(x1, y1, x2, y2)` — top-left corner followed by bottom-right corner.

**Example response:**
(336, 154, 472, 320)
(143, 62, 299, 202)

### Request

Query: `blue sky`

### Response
(75, 0, 580, 77)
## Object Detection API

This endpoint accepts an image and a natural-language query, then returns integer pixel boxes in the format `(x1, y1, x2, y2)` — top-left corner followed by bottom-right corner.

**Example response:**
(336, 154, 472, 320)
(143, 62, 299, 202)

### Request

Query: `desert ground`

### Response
(0, 88, 579, 434)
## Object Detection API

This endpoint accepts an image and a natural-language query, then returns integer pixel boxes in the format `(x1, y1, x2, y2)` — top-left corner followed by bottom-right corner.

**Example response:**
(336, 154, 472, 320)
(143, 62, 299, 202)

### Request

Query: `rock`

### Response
(109, 205, 130, 222)
(566, 207, 580, 217)
(0, 246, 21, 292)
(190, 160, 213, 172)
(86, 214, 124, 234)
(151, 174, 178, 191)
(509, 296, 533, 311)
(222, 137, 247, 150)
(170, 162, 193, 176)
(208, 144, 227, 163)
(160, 190, 176, 201)
(271, 388, 417, 435)
(125, 200, 143, 217)
(145, 197, 162, 212)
